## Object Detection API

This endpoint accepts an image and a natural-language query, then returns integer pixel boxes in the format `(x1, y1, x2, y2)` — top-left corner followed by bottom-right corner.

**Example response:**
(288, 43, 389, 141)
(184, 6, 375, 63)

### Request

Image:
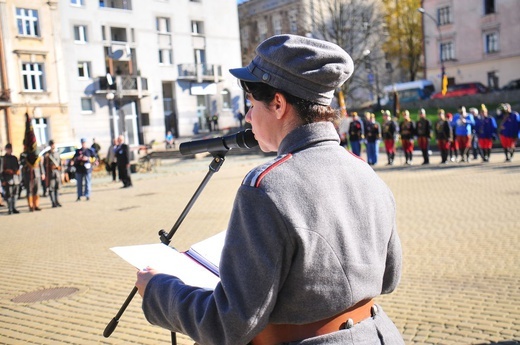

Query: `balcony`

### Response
(177, 63, 223, 82)
(96, 75, 149, 98)
(99, 0, 132, 10)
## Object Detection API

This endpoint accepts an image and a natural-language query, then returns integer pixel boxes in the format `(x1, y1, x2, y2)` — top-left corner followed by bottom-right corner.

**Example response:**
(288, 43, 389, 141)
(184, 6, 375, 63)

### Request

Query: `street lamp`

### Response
(418, 7, 447, 94)
(363, 49, 381, 111)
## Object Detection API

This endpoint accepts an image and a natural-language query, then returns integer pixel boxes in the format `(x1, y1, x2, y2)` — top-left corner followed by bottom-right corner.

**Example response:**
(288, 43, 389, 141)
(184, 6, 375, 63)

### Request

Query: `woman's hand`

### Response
(136, 267, 158, 297)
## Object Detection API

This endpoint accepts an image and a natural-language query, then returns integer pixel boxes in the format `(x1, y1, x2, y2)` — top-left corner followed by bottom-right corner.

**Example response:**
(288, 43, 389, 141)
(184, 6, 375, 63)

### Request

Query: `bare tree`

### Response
(309, 0, 387, 107)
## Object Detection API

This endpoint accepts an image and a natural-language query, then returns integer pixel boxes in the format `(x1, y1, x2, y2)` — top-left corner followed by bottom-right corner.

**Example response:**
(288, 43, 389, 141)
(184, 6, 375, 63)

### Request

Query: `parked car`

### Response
(38, 143, 78, 161)
(431, 82, 488, 99)
(501, 79, 520, 91)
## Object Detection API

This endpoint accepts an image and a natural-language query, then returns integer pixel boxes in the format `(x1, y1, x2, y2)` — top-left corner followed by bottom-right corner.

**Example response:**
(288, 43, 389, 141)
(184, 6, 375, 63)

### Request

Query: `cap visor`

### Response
(229, 67, 261, 82)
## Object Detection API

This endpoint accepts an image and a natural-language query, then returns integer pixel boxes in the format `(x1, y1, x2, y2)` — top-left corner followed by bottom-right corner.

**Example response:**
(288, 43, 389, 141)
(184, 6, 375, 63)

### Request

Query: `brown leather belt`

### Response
(251, 299, 374, 345)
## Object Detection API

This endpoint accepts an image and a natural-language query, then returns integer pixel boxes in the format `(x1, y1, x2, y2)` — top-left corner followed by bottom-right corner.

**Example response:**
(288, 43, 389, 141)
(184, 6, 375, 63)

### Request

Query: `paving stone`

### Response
(1, 153, 519, 344)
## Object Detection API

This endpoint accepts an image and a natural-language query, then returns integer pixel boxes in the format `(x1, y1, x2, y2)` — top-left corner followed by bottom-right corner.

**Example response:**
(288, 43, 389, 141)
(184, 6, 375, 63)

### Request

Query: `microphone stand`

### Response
(104, 151, 228, 344)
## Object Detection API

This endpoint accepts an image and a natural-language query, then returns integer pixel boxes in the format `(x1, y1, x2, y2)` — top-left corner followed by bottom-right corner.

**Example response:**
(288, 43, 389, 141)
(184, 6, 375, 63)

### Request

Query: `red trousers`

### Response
(500, 135, 517, 149)
(456, 135, 471, 149)
(417, 137, 429, 150)
(401, 139, 414, 153)
(437, 140, 451, 151)
(384, 139, 395, 154)
(478, 138, 493, 150)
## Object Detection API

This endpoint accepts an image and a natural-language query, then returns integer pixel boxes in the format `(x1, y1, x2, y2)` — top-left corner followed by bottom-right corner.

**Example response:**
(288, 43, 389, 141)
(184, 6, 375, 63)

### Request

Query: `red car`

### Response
(431, 82, 488, 98)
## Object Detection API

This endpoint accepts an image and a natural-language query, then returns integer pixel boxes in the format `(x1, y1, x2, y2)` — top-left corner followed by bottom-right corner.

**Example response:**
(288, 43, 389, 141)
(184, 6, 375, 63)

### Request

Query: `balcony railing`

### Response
(99, 0, 132, 10)
(177, 63, 223, 82)
(96, 75, 148, 97)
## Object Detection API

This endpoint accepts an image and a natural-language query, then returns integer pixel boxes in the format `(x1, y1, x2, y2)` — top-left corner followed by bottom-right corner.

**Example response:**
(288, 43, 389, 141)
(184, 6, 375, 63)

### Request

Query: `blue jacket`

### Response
(475, 117, 497, 139)
(498, 112, 520, 138)
(452, 113, 475, 136)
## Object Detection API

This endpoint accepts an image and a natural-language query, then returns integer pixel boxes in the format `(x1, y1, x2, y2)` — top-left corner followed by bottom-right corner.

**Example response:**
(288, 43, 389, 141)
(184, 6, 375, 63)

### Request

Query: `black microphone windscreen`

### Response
(239, 129, 258, 149)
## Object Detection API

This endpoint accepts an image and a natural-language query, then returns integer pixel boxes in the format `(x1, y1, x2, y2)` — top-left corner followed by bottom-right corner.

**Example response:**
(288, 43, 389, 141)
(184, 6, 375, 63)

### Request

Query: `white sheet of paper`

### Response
(110, 243, 220, 290)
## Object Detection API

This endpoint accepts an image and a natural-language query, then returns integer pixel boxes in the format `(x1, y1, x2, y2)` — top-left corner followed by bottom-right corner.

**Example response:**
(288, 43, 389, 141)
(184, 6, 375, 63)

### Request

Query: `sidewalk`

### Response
(0, 151, 519, 344)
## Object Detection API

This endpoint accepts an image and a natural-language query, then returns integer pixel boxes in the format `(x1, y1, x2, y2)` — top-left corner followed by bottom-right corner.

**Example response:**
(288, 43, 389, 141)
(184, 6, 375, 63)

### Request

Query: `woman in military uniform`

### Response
(136, 35, 403, 345)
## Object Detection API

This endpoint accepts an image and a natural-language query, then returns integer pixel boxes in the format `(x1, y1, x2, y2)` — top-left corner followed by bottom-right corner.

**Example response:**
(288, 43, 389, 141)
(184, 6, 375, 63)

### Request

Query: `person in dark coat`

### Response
(1, 143, 21, 214)
(116, 135, 132, 188)
(72, 138, 95, 201)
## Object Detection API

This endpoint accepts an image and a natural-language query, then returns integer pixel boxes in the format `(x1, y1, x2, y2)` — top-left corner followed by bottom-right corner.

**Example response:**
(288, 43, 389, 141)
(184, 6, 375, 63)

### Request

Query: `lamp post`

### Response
(106, 91, 117, 140)
(418, 7, 447, 93)
(363, 49, 381, 111)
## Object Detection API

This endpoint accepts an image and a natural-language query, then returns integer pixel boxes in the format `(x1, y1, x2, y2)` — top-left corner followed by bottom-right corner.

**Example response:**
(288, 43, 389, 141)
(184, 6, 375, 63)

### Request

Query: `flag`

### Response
(441, 68, 448, 96)
(23, 112, 40, 167)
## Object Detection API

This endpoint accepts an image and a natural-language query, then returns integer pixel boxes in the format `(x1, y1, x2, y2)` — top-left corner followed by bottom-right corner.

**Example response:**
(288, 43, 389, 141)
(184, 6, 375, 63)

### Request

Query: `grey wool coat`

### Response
(143, 121, 404, 345)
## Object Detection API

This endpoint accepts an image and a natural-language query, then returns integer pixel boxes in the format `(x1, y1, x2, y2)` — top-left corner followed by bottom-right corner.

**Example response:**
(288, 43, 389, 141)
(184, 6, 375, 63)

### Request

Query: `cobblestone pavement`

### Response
(0, 150, 519, 345)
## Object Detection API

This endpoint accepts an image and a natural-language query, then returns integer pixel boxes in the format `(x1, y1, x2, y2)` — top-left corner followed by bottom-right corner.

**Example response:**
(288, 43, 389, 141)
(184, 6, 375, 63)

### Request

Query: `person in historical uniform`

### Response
(365, 113, 381, 165)
(451, 106, 475, 162)
(416, 108, 432, 165)
(434, 109, 453, 164)
(43, 140, 62, 207)
(474, 105, 497, 162)
(496, 103, 520, 162)
(381, 110, 398, 165)
(1, 143, 21, 214)
(399, 110, 416, 165)
(136, 34, 403, 345)
(348, 112, 364, 157)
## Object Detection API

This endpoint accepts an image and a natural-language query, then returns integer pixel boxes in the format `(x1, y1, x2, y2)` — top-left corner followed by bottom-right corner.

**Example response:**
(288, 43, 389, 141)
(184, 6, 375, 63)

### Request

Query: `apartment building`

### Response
(421, 0, 520, 91)
(0, 0, 70, 154)
(60, 0, 243, 150)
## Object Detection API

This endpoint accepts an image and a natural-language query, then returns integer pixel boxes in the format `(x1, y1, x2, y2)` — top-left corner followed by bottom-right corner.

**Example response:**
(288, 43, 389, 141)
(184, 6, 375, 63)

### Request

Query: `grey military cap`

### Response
(230, 34, 354, 106)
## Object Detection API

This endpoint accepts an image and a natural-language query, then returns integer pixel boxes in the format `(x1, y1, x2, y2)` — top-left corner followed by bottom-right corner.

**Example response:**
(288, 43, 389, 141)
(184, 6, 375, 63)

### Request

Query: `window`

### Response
(194, 49, 206, 64)
(484, 32, 499, 53)
(158, 49, 172, 65)
(484, 0, 495, 15)
(288, 10, 298, 34)
(22, 63, 45, 91)
(437, 6, 452, 26)
(16, 8, 40, 37)
(191, 21, 204, 35)
(74, 25, 88, 43)
(258, 20, 267, 41)
(440, 41, 455, 61)
(111, 27, 127, 42)
(70, 0, 83, 6)
(272, 14, 282, 35)
(157, 17, 170, 33)
(221, 89, 231, 109)
(32, 118, 48, 146)
(81, 97, 93, 112)
(78, 62, 91, 78)
(101, 25, 106, 41)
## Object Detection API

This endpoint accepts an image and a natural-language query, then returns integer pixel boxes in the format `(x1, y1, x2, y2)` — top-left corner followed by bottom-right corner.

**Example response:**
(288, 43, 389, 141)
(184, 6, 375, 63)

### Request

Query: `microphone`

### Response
(179, 129, 258, 155)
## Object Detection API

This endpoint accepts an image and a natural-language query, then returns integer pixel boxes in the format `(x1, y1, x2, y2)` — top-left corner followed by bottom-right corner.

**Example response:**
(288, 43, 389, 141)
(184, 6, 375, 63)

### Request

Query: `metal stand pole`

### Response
(103, 152, 227, 344)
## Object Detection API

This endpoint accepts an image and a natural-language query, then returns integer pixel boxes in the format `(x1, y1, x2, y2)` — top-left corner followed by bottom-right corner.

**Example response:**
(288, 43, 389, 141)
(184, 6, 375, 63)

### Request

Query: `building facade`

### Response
(0, 0, 70, 154)
(59, 0, 244, 152)
(421, 0, 520, 91)
(238, 0, 393, 110)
